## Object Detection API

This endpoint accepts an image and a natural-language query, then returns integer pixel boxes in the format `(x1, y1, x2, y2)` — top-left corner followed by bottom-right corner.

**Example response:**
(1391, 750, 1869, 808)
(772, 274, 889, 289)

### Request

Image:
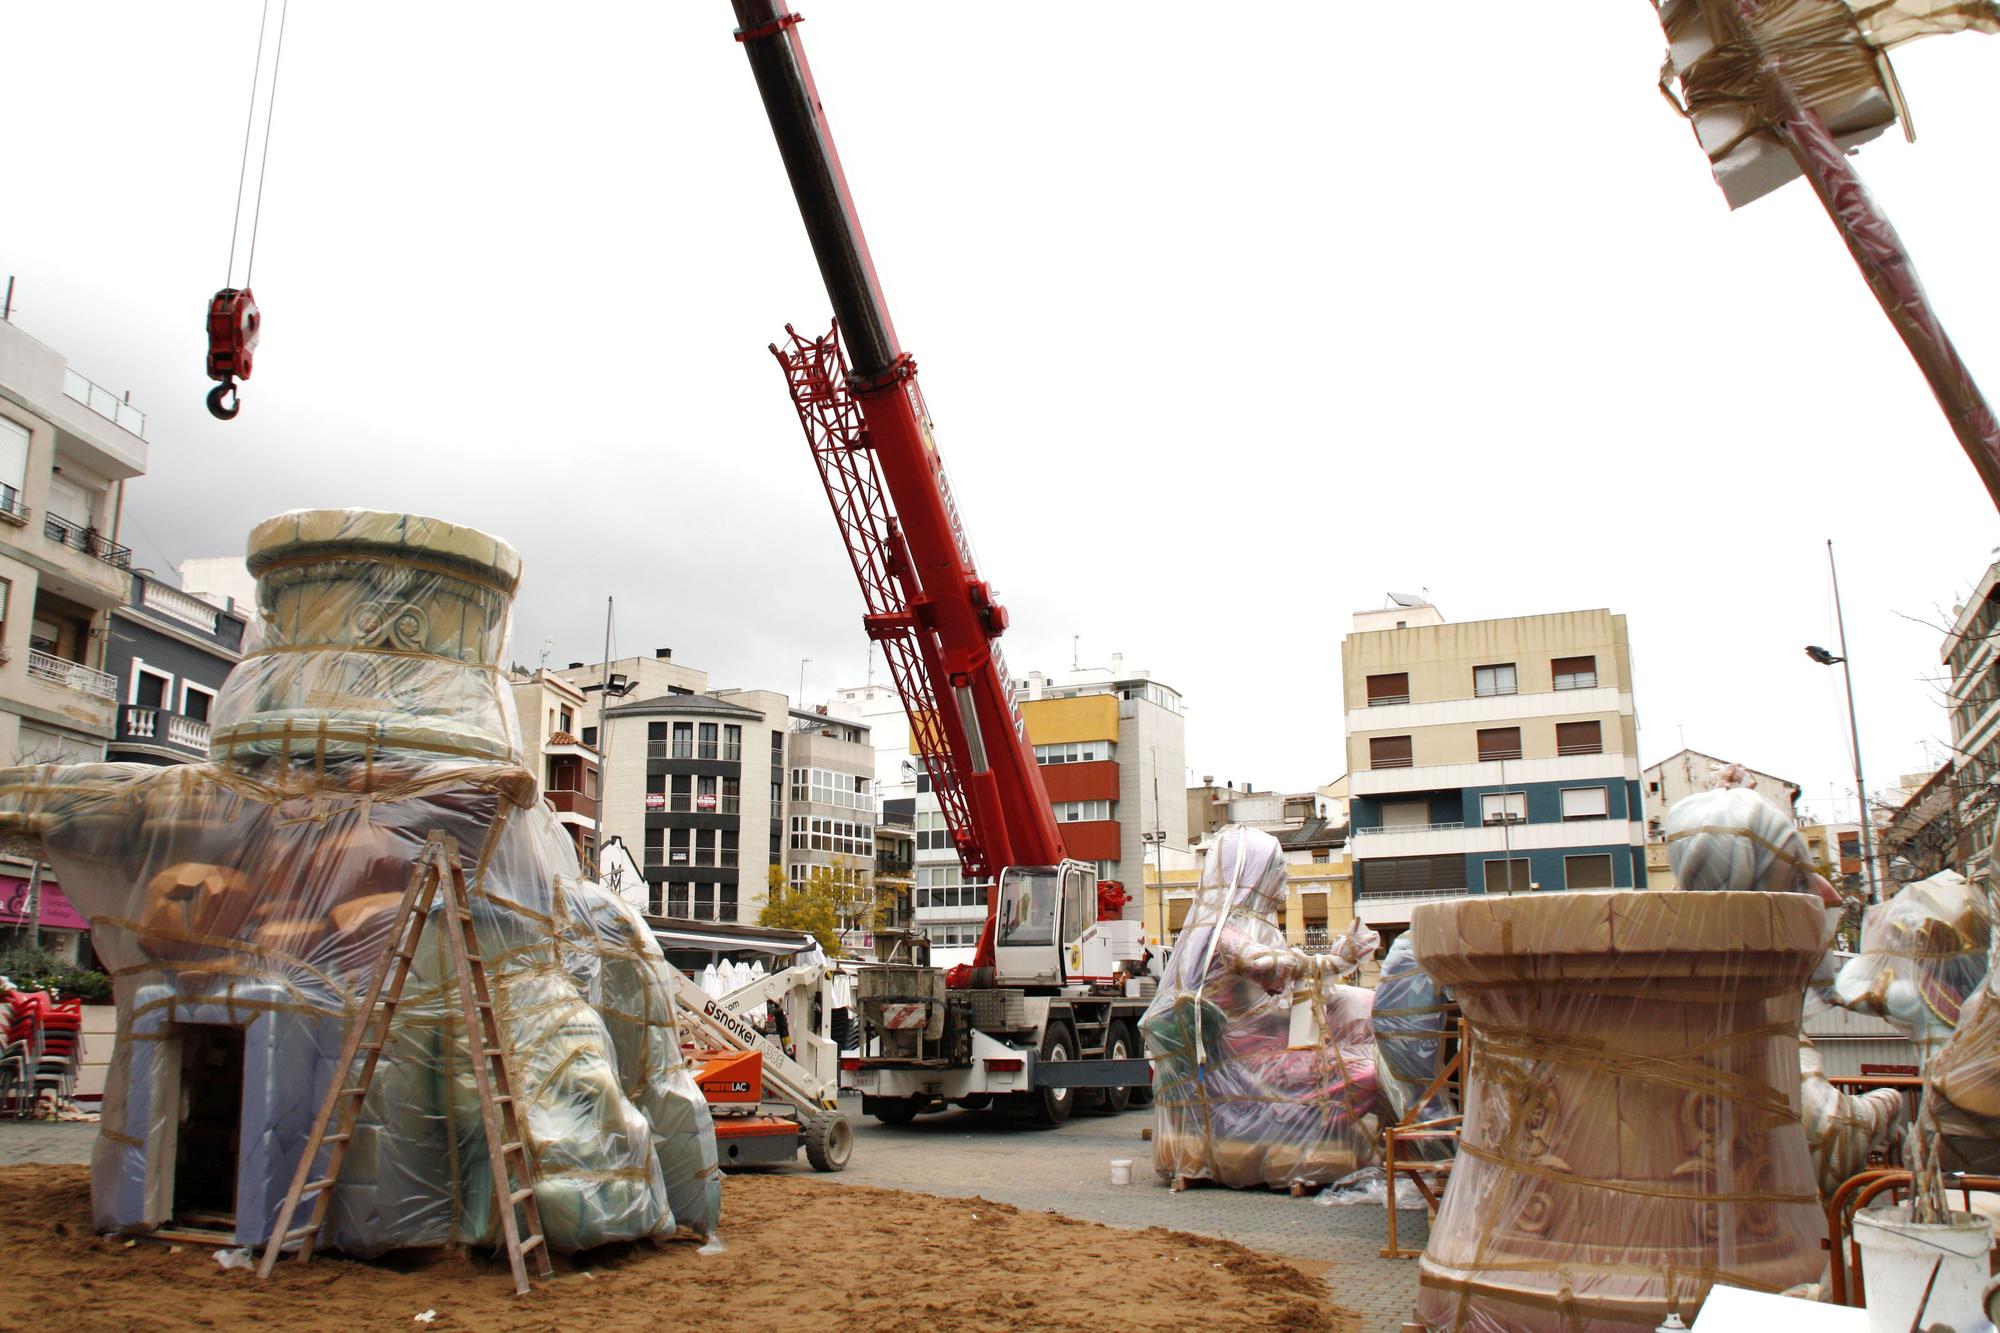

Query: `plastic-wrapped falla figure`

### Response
(1667, 769, 1900, 1196)
(0, 510, 720, 1254)
(1833, 868, 1990, 1061)
(1139, 826, 1380, 1190)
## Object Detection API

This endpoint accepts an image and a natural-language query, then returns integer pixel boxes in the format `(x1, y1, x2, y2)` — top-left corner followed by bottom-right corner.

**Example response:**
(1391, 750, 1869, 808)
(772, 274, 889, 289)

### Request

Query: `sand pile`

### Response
(0, 1164, 1359, 1332)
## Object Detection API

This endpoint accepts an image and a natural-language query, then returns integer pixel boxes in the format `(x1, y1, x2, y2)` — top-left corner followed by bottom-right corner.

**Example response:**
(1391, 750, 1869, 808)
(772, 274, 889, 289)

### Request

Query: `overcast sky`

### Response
(3, 4, 1995, 821)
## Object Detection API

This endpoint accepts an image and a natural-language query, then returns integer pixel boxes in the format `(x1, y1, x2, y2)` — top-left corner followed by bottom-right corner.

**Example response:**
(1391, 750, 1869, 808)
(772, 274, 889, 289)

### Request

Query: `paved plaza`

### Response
(0, 1104, 1426, 1330)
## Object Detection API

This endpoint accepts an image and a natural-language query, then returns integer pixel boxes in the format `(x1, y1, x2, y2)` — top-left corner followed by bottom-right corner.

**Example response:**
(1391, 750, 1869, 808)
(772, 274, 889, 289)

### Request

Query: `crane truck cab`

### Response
(992, 860, 1096, 989)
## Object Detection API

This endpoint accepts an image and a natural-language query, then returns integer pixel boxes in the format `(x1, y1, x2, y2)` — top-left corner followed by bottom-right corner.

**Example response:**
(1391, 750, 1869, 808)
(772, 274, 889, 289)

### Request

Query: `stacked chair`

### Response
(1, 990, 83, 1116)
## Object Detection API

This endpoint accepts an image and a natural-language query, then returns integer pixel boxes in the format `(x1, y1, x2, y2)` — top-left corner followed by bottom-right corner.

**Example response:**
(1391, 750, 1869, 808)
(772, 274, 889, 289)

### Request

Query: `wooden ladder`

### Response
(257, 831, 554, 1295)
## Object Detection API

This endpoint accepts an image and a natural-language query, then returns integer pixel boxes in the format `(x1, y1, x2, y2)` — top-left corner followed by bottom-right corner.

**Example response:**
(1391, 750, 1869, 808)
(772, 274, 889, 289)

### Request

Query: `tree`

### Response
(759, 857, 902, 958)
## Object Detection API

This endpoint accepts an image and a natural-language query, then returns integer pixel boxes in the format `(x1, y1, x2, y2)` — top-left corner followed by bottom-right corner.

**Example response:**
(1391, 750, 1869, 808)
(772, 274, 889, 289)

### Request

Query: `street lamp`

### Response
(1805, 540, 1881, 903)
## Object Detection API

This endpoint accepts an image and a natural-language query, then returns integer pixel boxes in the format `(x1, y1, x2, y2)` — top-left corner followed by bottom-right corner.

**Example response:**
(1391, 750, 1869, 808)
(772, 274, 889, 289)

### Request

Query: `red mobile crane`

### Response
(731, 1, 1153, 1126)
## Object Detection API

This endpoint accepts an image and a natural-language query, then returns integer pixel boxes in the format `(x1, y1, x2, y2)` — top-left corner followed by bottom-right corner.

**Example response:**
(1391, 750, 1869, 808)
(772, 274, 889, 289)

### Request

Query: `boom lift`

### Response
(730, 1, 1154, 1127)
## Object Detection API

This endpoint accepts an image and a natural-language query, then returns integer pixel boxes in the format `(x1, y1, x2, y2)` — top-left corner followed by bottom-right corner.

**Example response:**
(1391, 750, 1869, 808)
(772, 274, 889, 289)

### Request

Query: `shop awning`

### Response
(0, 876, 89, 932)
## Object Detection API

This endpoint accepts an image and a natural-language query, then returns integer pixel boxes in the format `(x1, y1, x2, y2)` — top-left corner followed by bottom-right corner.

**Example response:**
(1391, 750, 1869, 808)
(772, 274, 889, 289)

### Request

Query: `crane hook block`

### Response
(205, 287, 260, 421)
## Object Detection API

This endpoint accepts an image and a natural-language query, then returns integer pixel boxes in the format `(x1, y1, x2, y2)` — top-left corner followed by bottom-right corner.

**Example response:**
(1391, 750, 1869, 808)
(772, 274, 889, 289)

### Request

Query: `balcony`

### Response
(118, 705, 210, 753)
(1366, 694, 1409, 708)
(1353, 821, 1465, 837)
(1369, 756, 1413, 770)
(62, 367, 146, 439)
(43, 513, 131, 569)
(1556, 742, 1603, 757)
(0, 484, 26, 527)
(28, 650, 116, 700)
(546, 788, 599, 819)
(138, 579, 221, 634)
(647, 740, 742, 761)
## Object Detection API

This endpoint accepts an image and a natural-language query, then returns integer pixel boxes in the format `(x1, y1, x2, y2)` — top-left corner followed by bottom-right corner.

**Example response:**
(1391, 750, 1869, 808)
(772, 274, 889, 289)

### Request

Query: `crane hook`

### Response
(206, 379, 241, 421)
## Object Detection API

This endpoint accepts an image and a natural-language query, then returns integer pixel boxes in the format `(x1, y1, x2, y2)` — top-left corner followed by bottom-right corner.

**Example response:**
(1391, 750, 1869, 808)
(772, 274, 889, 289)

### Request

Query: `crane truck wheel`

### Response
(868, 1096, 921, 1126)
(803, 1111, 854, 1171)
(1029, 1023, 1079, 1127)
(1092, 1022, 1135, 1114)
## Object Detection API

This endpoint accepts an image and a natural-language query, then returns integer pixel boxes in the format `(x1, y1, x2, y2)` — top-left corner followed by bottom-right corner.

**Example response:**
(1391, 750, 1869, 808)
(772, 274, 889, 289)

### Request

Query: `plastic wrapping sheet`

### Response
(1138, 827, 1380, 1190)
(1372, 935, 1456, 1149)
(1798, 1033, 1903, 1196)
(1912, 833, 2000, 1173)
(0, 509, 721, 1253)
(1832, 869, 1990, 1061)
(1410, 890, 1829, 1332)
(1664, 781, 1836, 900)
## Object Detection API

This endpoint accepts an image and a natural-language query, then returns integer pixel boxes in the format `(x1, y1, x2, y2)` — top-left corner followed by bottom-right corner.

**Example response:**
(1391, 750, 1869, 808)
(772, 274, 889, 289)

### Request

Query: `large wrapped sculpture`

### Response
(1413, 778, 1834, 1329)
(1907, 827, 2000, 1172)
(0, 510, 720, 1253)
(1139, 826, 1380, 1191)
(1372, 934, 1456, 1140)
(1833, 868, 1990, 1061)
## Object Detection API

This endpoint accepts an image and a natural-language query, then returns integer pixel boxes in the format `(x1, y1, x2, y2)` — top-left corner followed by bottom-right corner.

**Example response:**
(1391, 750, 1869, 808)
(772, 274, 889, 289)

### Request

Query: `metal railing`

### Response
(61, 367, 146, 438)
(29, 650, 116, 700)
(1553, 673, 1598, 691)
(1367, 694, 1409, 707)
(1479, 747, 1523, 762)
(647, 739, 742, 761)
(43, 512, 131, 568)
(1353, 821, 1466, 837)
(1370, 755, 1413, 770)
(0, 485, 26, 524)
(1556, 741, 1603, 757)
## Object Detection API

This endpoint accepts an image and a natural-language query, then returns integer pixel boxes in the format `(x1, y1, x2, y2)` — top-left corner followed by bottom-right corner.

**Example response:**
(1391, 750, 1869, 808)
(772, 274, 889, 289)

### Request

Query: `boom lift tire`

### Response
(804, 1111, 854, 1171)
(1092, 1022, 1136, 1114)
(1029, 1023, 1079, 1127)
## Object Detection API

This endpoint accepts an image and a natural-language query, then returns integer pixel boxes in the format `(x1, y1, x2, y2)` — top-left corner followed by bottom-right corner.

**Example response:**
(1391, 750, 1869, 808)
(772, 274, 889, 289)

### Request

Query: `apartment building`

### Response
(785, 705, 878, 947)
(106, 571, 248, 765)
(0, 316, 149, 766)
(1344, 598, 1645, 943)
(509, 668, 599, 865)
(1187, 778, 1329, 843)
(1143, 814, 1353, 956)
(1935, 560, 2000, 871)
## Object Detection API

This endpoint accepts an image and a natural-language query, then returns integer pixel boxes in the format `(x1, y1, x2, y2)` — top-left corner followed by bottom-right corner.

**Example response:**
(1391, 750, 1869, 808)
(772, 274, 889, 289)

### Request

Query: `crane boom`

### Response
(731, 0, 1068, 973)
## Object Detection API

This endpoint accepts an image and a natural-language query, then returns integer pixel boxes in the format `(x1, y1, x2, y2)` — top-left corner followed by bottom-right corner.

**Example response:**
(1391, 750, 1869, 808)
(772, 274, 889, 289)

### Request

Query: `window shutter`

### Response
(1369, 735, 1413, 768)
(1561, 786, 1608, 819)
(1367, 673, 1409, 705)
(1555, 720, 1603, 755)
(1477, 727, 1522, 761)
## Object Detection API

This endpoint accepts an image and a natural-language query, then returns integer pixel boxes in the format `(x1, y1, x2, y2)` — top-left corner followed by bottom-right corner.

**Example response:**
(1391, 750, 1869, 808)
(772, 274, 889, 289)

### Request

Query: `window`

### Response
(698, 722, 719, 759)
(1476, 727, 1522, 762)
(558, 706, 573, 734)
(644, 826, 663, 861)
(1356, 855, 1466, 897)
(914, 865, 990, 909)
(1381, 800, 1430, 829)
(787, 815, 873, 857)
(1034, 740, 1114, 764)
(1564, 854, 1615, 889)
(1560, 787, 1608, 821)
(646, 771, 665, 796)
(1485, 857, 1531, 893)
(672, 721, 693, 758)
(669, 828, 690, 864)
(1311, 849, 1330, 864)
(648, 721, 667, 743)
(723, 723, 742, 761)
(721, 829, 739, 868)
(1480, 791, 1527, 826)
(1473, 664, 1517, 698)
(0, 578, 10, 642)
(181, 682, 216, 723)
(1366, 673, 1409, 707)
(667, 885, 691, 917)
(133, 667, 170, 710)
(1052, 800, 1113, 822)
(581, 725, 598, 747)
(1555, 720, 1602, 756)
(1839, 835, 1860, 860)
(719, 883, 738, 922)
(670, 773, 692, 812)
(915, 809, 952, 852)
(791, 768, 872, 810)
(697, 775, 718, 811)
(721, 776, 740, 815)
(1553, 656, 1597, 691)
(694, 828, 716, 866)
(1369, 735, 1413, 770)
(0, 416, 28, 504)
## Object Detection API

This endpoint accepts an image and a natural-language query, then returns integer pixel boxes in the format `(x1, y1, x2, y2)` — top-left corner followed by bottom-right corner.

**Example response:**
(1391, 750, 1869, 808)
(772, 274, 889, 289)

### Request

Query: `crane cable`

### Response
(223, 0, 289, 289)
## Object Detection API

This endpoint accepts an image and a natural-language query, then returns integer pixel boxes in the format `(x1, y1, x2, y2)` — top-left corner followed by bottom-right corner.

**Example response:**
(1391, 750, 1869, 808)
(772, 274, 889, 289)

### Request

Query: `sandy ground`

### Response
(0, 1164, 1363, 1332)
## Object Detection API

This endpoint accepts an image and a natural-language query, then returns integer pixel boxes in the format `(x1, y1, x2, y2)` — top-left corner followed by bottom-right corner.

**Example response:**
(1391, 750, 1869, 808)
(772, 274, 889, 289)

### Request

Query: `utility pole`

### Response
(1807, 541, 1881, 903)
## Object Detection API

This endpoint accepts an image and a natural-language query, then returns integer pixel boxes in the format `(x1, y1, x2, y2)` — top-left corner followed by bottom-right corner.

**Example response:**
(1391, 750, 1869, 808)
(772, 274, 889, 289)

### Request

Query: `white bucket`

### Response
(1109, 1158, 1133, 1186)
(1852, 1206, 1994, 1333)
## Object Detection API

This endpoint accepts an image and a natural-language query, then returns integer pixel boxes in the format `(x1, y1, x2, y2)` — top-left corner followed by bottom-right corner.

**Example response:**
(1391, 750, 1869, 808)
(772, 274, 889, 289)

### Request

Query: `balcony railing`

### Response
(43, 512, 131, 568)
(1353, 821, 1466, 837)
(648, 740, 742, 761)
(1479, 748, 1523, 762)
(120, 706, 211, 751)
(28, 650, 116, 700)
(1366, 694, 1409, 707)
(546, 788, 599, 819)
(1369, 756, 1413, 770)
(62, 367, 146, 438)
(1557, 742, 1603, 757)
(139, 580, 220, 633)
(0, 485, 26, 526)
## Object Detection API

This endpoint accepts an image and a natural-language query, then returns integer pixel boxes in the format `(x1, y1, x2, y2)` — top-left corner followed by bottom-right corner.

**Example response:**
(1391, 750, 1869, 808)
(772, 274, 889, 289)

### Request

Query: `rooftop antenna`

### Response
(1072, 634, 1080, 671)
(539, 636, 554, 669)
